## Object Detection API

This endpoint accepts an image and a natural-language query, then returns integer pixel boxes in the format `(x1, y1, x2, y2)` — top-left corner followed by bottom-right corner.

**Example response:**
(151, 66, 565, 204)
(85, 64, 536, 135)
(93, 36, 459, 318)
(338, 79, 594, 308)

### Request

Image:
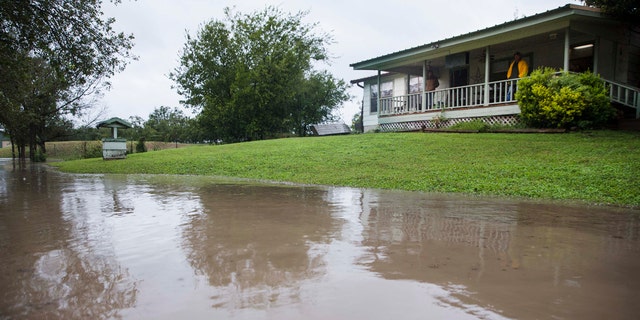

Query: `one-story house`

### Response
(350, 4, 640, 132)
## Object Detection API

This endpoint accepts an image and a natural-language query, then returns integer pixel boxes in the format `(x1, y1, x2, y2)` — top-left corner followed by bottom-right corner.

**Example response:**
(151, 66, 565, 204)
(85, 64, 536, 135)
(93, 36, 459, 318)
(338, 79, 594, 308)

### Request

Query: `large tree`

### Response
(144, 106, 190, 144)
(170, 6, 349, 142)
(582, 0, 639, 23)
(0, 0, 135, 160)
(288, 70, 349, 136)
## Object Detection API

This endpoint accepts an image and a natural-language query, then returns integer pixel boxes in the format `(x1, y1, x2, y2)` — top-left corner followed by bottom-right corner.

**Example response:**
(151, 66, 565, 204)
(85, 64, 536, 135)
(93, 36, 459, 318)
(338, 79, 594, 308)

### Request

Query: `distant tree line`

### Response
(57, 106, 199, 145)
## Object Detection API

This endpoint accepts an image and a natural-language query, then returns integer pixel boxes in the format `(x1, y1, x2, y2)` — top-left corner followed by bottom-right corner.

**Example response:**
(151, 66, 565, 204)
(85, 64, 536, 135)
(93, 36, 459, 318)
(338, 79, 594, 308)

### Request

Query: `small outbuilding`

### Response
(310, 123, 352, 136)
(97, 117, 132, 160)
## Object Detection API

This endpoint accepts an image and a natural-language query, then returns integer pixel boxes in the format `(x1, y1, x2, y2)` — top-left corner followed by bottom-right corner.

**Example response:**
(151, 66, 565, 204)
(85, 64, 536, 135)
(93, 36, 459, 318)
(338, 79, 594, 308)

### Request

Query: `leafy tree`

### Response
(0, 56, 57, 159)
(135, 137, 147, 153)
(0, 0, 135, 160)
(351, 110, 363, 133)
(16, 58, 65, 157)
(121, 115, 147, 141)
(288, 70, 349, 136)
(582, 0, 639, 23)
(170, 6, 348, 142)
(40, 114, 75, 142)
(183, 117, 205, 143)
(70, 125, 102, 141)
(144, 106, 189, 144)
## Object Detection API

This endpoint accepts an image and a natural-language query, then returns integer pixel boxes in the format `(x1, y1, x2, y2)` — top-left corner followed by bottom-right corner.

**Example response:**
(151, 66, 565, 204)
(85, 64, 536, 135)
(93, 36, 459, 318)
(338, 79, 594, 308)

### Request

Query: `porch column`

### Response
(422, 61, 427, 110)
(563, 28, 570, 71)
(593, 37, 599, 74)
(484, 46, 490, 106)
(377, 70, 381, 113)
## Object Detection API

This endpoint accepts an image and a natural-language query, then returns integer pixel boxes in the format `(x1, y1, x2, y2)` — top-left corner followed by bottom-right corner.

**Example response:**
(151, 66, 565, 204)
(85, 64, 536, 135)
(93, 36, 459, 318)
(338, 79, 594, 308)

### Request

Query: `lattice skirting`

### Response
(378, 115, 521, 132)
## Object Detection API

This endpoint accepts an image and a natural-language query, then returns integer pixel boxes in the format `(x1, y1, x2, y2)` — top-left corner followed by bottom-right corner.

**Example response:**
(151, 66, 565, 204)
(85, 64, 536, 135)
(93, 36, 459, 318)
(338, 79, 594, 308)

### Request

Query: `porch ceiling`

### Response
(351, 4, 613, 72)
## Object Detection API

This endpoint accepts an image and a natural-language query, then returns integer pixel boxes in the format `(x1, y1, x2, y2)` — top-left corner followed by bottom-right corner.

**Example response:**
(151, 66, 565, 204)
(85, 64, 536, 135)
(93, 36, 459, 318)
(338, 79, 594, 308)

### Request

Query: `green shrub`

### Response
(136, 137, 147, 153)
(78, 141, 103, 159)
(33, 149, 47, 162)
(516, 68, 614, 129)
(0, 147, 11, 158)
(448, 119, 489, 131)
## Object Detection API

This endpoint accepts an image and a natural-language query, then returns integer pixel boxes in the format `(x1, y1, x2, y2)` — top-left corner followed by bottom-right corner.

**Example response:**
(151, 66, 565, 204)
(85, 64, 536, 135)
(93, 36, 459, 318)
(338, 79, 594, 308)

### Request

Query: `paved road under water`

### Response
(0, 159, 639, 319)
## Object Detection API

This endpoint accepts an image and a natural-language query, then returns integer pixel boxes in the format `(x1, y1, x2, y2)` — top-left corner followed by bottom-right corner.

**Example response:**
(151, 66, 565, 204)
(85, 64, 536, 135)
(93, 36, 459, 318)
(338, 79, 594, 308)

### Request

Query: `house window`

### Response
(381, 81, 393, 98)
(409, 75, 423, 94)
(570, 43, 594, 72)
(370, 84, 378, 113)
(449, 67, 469, 87)
(369, 81, 393, 114)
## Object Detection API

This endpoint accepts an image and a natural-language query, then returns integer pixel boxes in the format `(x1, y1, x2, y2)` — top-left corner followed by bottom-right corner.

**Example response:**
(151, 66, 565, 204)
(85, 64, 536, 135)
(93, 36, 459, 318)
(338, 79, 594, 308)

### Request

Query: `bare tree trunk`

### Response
(10, 136, 16, 160)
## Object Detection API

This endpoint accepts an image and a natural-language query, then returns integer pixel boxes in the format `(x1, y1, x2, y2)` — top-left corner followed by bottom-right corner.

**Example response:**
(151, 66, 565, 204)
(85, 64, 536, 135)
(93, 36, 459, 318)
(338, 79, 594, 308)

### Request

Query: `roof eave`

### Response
(350, 4, 606, 71)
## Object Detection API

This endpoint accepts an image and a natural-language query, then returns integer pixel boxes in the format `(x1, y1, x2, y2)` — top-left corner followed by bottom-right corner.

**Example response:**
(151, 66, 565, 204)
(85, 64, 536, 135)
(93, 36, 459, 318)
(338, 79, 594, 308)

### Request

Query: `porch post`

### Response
(422, 61, 427, 110)
(377, 70, 381, 113)
(484, 46, 490, 106)
(563, 28, 570, 71)
(593, 37, 599, 74)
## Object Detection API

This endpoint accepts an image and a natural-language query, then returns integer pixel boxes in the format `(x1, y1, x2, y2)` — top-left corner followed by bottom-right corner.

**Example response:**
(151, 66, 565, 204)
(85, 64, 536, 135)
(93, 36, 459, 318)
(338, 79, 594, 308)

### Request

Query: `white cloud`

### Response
(99, 0, 578, 123)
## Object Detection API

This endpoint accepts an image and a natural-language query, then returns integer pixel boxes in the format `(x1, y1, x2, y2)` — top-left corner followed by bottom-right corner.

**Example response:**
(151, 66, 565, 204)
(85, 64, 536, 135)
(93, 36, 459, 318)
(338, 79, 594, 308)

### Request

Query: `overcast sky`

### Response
(98, 0, 578, 124)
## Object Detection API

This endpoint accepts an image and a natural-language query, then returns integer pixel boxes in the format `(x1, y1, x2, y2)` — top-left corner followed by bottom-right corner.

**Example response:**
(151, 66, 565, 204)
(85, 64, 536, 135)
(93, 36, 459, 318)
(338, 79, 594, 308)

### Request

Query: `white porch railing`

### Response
(604, 79, 640, 119)
(379, 77, 640, 119)
(379, 79, 519, 116)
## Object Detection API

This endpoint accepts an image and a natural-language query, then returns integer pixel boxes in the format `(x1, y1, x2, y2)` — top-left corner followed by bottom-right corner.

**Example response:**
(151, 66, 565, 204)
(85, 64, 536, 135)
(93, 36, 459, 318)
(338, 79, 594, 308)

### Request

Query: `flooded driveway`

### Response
(0, 160, 639, 319)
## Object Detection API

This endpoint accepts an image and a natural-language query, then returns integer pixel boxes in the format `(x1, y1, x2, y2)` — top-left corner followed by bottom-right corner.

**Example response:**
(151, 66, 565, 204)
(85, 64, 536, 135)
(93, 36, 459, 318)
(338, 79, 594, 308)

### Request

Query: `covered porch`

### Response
(379, 76, 639, 118)
(379, 78, 519, 115)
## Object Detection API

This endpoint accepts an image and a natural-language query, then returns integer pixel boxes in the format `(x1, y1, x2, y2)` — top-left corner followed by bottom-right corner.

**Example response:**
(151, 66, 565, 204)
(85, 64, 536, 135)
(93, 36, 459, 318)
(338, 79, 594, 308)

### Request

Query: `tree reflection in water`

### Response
(180, 184, 340, 309)
(0, 164, 137, 319)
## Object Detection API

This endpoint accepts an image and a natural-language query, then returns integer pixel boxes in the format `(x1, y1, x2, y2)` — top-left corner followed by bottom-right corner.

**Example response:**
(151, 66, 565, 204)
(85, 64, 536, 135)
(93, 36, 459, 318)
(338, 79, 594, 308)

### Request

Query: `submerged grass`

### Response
(50, 131, 640, 207)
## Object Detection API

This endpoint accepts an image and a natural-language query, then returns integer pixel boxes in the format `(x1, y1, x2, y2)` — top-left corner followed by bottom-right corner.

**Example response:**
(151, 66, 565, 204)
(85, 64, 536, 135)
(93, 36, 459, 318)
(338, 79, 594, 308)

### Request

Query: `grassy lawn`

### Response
(46, 131, 640, 208)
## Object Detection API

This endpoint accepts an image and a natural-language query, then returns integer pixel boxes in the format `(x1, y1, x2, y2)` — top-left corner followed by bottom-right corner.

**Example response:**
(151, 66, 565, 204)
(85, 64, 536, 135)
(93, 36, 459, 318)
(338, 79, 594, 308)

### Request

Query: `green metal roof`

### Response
(96, 117, 132, 129)
(350, 4, 607, 71)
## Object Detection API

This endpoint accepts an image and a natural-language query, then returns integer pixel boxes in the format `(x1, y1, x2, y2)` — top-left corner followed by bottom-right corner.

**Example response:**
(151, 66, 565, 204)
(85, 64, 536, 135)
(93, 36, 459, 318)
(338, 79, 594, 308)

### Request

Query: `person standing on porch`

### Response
(425, 70, 439, 108)
(506, 51, 528, 100)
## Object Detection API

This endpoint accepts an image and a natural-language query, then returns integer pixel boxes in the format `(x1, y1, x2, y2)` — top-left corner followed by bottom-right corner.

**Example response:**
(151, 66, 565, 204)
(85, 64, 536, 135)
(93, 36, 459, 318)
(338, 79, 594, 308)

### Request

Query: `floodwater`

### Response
(0, 160, 639, 320)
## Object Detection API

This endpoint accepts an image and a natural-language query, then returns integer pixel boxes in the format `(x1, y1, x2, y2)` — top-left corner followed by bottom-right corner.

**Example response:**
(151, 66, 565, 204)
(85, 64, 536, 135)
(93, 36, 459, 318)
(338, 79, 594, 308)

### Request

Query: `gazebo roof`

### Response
(97, 117, 132, 129)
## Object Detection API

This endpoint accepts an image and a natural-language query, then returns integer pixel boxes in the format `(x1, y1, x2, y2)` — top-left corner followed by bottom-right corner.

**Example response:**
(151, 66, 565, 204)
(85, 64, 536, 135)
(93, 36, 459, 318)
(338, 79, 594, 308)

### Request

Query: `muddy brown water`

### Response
(0, 160, 639, 320)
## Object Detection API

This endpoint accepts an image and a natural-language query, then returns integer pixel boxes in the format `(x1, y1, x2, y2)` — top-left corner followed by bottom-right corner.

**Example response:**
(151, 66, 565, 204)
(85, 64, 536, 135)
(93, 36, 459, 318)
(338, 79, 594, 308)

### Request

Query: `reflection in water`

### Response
(356, 190, 640, 319)
(180, 184, 337, 309)
(0, 160, 639, 319)
(0, 161, 137, 319)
